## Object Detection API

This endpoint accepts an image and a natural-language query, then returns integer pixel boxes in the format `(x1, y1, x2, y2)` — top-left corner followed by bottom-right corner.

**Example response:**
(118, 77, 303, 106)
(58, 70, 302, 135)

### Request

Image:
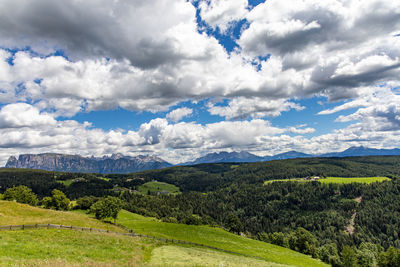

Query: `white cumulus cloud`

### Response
(166, 107, 193, 122)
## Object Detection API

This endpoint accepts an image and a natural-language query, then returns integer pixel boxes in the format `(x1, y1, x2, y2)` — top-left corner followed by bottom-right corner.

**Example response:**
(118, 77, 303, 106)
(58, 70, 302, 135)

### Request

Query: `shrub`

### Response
(90, 196, 123, 223)
(42, 189, 70, 210)
(3, 185, 38, 206)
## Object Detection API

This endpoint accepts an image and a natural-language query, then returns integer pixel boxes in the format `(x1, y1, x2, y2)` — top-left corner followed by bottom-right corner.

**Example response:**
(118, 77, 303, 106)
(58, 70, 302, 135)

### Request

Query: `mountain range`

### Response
(190, 146, 400, 164)
(5, 153, 172, 174)
(4, 146, 400, 173)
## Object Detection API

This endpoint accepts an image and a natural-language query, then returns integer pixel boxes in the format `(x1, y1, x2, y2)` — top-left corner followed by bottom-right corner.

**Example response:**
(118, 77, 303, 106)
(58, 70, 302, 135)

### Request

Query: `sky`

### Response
(0, 0, 400, 164)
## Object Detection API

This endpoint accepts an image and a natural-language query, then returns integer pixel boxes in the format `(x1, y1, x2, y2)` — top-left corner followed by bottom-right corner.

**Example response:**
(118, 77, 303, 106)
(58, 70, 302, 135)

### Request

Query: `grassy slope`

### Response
(138, 181, 180, 194)
(0, 200, 123, 232)
(117, 210, 328, 267)
(0, 229, 156, 266)
(150, 245, 287, 267)
(265, 176, 390, 185)
(0, 201, 293, 266)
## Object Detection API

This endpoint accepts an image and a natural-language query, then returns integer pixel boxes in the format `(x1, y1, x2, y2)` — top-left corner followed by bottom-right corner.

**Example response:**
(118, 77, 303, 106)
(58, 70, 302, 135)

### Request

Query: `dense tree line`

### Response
(0, 169, 64, 197)
(126, 156, 400, 191)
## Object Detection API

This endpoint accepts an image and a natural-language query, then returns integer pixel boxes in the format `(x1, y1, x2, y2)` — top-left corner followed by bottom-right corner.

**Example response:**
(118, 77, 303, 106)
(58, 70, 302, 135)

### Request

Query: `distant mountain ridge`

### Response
(184, 146, 400, 165)
(5, 153, 172, 174)
(5, 146, 400, 173)
(319, 146, 400, 157)
(185, 151, 264, 165)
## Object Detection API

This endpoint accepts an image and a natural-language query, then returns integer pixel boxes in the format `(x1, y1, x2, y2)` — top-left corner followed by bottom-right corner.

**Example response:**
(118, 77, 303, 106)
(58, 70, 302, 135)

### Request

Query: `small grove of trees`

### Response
(42, 189, 70, 210)
(3, 185, 38, 206)
(90, 196, 123, 223)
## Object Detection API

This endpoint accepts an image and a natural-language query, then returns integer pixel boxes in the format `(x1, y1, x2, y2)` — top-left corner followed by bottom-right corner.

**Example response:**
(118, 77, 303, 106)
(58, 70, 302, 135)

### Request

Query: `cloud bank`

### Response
(0, 0, 399, 163)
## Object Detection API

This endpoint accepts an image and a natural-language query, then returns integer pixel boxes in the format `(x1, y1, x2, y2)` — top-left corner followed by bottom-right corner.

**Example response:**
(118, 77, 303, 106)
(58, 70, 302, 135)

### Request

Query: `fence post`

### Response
(22, 225, 24, 230)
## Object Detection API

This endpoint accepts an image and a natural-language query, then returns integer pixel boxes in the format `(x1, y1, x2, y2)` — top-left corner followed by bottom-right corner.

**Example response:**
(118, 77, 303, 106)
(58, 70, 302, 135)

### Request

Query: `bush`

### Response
(90, 196, 123, 223)
(42, 189, 70, 210)
(3, 185, 38, 206)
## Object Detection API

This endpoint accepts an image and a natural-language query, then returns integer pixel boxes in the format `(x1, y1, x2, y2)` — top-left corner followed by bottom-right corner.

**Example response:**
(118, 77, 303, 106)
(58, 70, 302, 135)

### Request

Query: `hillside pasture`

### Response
(264, 176, 391, 185)
(138, 181, 180, 194)
(150, 245, 287, 267)
(0, 201, 297, 266)
(0, 229, 155, 266)
(0, 201, 124, 232)
(117, 210, 328, 267)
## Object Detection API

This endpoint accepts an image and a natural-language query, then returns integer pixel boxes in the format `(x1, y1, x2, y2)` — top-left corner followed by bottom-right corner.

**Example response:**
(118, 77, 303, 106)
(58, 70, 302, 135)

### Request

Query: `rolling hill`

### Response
(0, 201, 327, 266)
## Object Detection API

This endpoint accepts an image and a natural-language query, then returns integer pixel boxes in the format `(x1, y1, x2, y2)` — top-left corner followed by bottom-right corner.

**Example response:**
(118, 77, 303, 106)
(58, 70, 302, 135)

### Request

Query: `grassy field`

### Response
(264, 176, 390, 185)
(0, 201, 123, 232)
(117, 210, 327, 267)
(138, 181, 180, 194)
(0, 201, 302, 266)
(150, 245, 287, 267)
(320, 176, 391, 184)
(57, 179, 74, 186)
(0, 229, 156, 266)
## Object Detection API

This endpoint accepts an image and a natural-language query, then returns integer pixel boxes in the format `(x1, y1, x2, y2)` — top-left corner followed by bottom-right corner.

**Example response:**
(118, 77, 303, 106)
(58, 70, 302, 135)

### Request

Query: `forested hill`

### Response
(1, 156, 399, 195)
(129, 156, 400, 192)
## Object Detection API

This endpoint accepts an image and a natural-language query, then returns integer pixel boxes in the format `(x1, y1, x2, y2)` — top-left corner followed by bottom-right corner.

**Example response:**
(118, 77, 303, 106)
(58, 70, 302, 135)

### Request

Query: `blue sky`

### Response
(0, 0, 399, 164)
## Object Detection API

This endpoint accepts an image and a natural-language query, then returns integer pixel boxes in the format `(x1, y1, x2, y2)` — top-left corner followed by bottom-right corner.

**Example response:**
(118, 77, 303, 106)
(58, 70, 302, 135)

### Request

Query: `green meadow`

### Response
(0, 229, 155, 266)
(264, 176, 390, 185)
(320, 176, 390, 184)
(150, 245, 287, 267)
(0, 200, 327, 266)
(117, 210, 327, 267)
(0, 201, 123, 232)
(138, 181, 181, 194)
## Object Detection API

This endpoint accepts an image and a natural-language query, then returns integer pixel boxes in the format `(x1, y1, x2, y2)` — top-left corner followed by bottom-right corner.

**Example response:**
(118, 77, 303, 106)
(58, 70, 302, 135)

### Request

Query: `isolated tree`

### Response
(42, 189, 70, 210)
(90, 196, 123, 223)
(3, 185, 38, 206)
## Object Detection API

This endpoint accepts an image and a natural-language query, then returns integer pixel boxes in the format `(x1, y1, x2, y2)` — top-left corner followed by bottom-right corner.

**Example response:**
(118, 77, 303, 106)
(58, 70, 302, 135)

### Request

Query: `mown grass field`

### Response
(138, 181, 180, 194)
(150, 245, 287, 267)
(264, 176, 390, 185)
(117, 210, 328, 267)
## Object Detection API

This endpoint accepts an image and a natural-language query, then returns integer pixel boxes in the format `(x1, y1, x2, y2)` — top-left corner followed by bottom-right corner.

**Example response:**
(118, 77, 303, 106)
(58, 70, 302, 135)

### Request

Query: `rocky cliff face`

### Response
(5, 153, 172, 174)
